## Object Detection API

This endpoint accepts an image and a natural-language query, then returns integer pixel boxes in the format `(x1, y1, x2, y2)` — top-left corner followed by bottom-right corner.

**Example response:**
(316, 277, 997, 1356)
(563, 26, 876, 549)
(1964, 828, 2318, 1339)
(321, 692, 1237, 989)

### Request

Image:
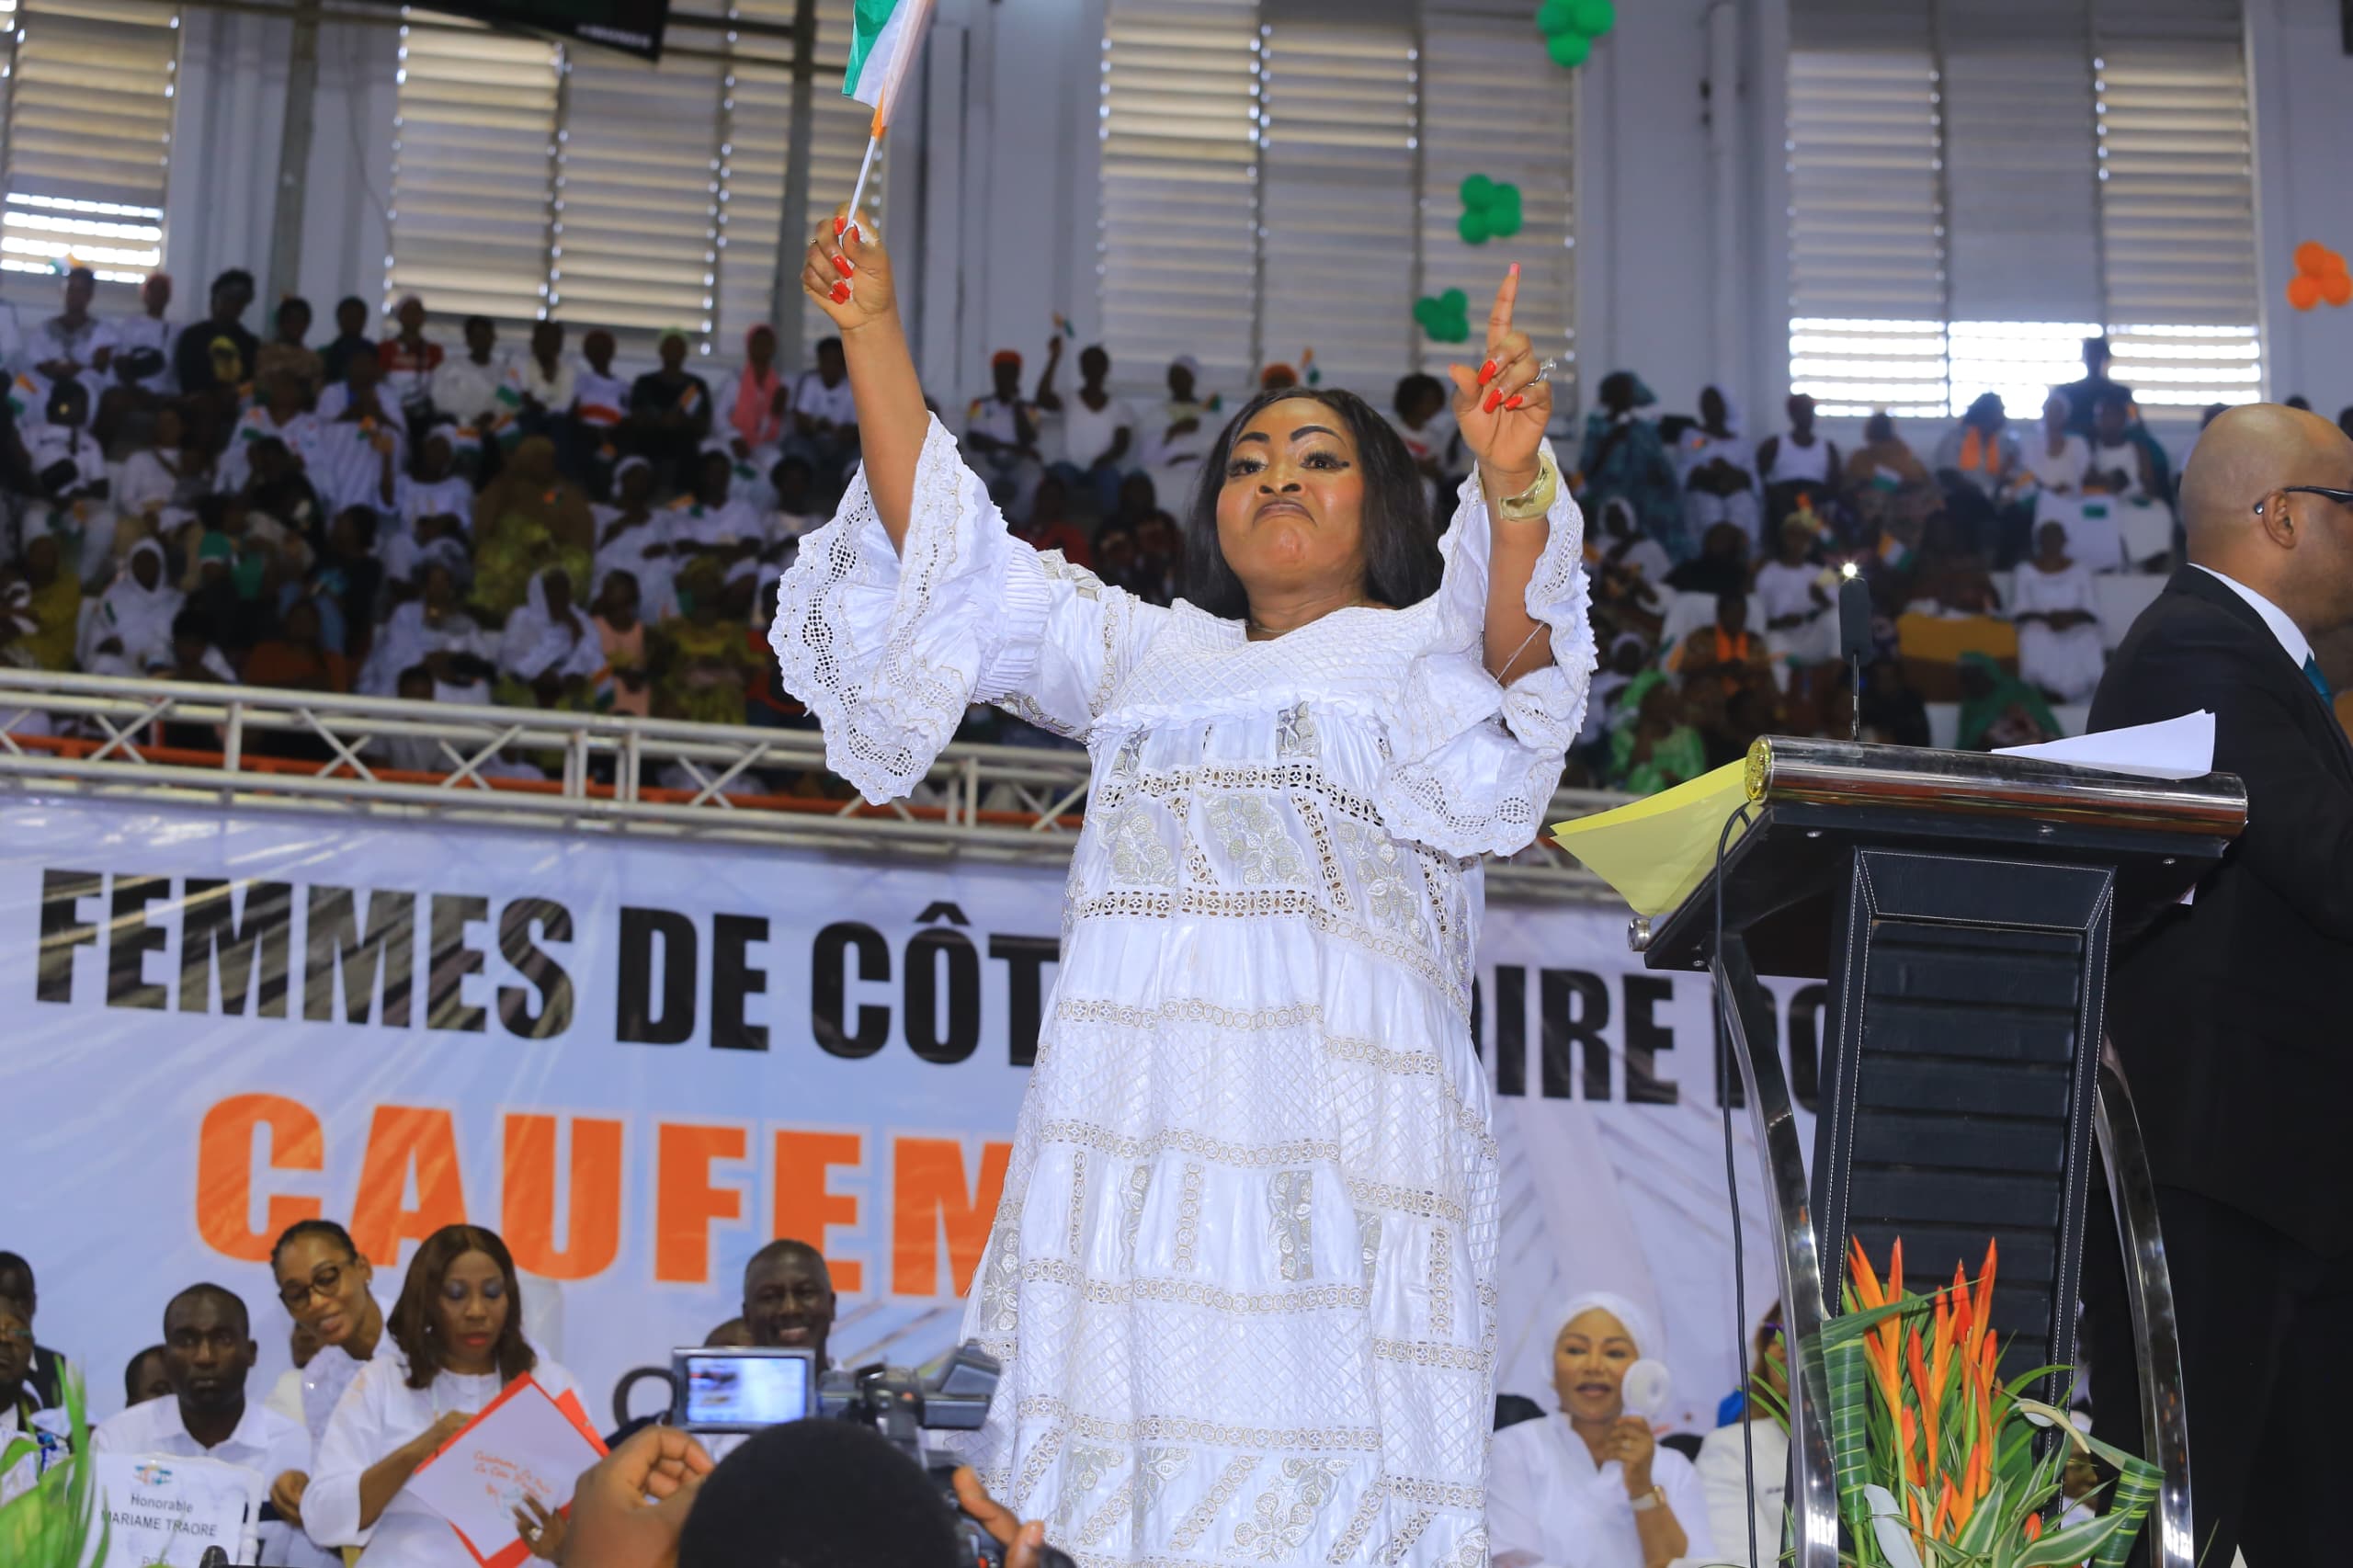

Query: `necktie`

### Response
(2305, 655, 2333, 703)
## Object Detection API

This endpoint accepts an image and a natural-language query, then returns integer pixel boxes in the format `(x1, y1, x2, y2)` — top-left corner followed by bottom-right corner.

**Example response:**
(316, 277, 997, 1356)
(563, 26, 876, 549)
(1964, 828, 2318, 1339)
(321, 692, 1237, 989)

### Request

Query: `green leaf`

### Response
(2012, 1514, 2131, 1568)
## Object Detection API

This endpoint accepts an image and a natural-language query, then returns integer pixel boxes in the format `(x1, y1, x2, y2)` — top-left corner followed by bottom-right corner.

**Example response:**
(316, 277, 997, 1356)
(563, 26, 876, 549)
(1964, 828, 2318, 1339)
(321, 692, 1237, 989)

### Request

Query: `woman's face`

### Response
(620, 466, 654, 507)
(698, 455, 733, 503)
(155, 408, 184, 449)
(1552, 1308, 1638, 1422)
(423, 565, 456, 613)
(273, 1233, 374, 1348)
(2043, 395, 2070, 430)
(1214, 398, 1370, 608)
(2037, 522, 2067, 561)
(132, 550, 160, 592)
(747, 327, 775, 368)
(431, 1249, 510, 1376)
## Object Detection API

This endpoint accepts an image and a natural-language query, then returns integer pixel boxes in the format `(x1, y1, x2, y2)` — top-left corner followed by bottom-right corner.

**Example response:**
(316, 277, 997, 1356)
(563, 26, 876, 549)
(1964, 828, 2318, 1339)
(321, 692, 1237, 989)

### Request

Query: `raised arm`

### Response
(801, 209, 925, 554)
(1444, 265, 1556, 685)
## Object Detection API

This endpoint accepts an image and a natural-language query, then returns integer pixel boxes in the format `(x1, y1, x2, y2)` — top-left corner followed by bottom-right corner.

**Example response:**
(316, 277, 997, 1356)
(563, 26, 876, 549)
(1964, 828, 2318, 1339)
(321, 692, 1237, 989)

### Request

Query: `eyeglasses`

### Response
(277, 1263, 345, 1310)
(0, 1327, 31, 1347)
(2256, 484, 2353, 516)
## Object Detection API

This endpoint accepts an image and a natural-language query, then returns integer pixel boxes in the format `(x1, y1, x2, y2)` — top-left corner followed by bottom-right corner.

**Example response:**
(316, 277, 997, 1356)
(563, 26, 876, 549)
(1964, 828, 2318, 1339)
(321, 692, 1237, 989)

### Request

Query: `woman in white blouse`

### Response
(306, 1224, 576, 1566)
(2019, 392, 2092, 496)
(1488, 1293, 1717, 1568)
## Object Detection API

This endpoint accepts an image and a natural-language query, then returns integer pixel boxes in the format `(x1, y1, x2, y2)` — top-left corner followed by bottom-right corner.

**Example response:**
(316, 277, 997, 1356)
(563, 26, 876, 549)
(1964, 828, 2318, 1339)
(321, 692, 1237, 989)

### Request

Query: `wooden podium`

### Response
(1633, 738, 2245, 1568)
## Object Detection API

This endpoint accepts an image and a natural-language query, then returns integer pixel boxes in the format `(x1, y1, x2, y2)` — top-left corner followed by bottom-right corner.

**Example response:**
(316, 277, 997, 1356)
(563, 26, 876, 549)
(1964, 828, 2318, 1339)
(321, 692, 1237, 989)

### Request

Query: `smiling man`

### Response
(742, 1240, 837, 1369)
(91, 1284, 334, 1566)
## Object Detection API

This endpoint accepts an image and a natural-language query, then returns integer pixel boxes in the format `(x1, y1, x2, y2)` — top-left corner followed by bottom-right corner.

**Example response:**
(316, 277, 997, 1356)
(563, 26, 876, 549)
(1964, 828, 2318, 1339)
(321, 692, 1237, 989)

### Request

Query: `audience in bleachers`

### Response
(0, 259, 2228, 801)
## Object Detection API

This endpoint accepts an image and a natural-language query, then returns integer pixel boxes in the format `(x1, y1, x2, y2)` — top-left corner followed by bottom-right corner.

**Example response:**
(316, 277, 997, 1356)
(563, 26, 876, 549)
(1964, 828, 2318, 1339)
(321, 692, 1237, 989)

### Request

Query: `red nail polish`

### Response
(1483, 389, 1503, 415)
(1506, 394, 1526, 410)
(830, 282, 850, 303)
(833, 255, 855, 278)
(833, 215, 846, 237)
(1478, 359, 1497, 387)
(848, 225, 861, 244)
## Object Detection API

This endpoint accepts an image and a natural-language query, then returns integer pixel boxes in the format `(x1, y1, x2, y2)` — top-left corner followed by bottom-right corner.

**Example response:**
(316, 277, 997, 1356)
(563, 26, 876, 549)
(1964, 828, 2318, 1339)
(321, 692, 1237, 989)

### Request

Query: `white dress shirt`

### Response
(91, 1393, 337, 1566)
(306, 1346, 580, 1568)
(2192, 564, 2313, 671)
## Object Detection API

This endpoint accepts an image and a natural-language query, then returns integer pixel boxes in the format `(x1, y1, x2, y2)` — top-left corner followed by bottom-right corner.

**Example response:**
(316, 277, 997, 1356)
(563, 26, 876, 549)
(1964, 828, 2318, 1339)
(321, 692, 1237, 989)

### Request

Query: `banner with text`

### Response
(3, 796, 1816, 1437)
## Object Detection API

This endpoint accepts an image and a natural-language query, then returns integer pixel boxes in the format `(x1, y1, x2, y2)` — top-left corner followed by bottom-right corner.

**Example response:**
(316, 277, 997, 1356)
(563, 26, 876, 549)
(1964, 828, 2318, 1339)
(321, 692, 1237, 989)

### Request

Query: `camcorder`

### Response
(666, 1340, 1074, 1568)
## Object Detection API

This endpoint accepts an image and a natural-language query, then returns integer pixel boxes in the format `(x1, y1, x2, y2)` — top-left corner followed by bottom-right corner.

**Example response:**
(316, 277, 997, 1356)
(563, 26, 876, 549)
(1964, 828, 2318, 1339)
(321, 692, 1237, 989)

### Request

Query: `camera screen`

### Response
(675, 1349, 815, 1430)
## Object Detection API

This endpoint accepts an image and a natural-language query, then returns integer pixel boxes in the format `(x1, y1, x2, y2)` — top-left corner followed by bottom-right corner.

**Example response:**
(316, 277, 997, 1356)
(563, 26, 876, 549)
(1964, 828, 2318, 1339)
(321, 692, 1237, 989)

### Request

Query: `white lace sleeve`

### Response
(1375, 439, 1597, 858)
(767, 414, 1164, 802)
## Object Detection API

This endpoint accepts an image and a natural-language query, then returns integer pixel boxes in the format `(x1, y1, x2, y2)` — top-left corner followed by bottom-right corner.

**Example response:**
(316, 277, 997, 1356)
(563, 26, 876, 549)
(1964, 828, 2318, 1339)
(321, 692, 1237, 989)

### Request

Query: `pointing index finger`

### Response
(1486, 264, 1520, 352)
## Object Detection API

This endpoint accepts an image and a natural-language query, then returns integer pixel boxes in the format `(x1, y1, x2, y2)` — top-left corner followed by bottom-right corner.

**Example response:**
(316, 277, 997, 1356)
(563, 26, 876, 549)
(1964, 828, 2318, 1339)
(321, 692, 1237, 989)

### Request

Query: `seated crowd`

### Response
(0, 278, 2279, 800)
(6, 1228, 1938, 1568)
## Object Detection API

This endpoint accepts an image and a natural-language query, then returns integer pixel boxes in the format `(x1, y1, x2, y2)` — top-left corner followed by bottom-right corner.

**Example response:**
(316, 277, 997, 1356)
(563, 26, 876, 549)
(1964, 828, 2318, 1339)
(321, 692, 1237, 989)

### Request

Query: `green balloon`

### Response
(1441, 287, 1468, 311)
(1570, 0, 1615, 35)
(1458, 210, 1489, 245)
(1460, 173, 1495, 210)
(1536, 0, 1576, 36)
(1488, 205, 1523, 240)
(1546, 28, 1591, 67)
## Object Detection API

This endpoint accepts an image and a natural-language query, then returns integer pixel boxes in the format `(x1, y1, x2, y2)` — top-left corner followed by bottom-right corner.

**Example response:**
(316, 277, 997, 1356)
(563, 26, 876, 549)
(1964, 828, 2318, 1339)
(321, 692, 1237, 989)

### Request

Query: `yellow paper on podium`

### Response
(1548, 760, 1752, 917)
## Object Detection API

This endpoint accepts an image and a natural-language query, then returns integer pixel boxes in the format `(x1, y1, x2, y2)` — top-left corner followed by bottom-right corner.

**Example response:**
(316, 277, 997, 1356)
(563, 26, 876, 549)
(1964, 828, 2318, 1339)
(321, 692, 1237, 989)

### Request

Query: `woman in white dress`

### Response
(306, 1225, 575, 1567)
(264, 1219, 390, 1545)
(1487, 1294, 1716, 1568)
(772, 218, 1592, 1565)
(2019, 392, 2091, 495)
(1693, 1305, 1790, 1568)
(2011, 520, 2106, 702)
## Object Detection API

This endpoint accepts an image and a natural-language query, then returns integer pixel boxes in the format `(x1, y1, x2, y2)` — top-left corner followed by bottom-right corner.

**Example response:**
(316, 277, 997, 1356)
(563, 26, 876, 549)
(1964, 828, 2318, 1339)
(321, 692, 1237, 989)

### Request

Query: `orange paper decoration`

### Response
(2288, 241, 2351, 311)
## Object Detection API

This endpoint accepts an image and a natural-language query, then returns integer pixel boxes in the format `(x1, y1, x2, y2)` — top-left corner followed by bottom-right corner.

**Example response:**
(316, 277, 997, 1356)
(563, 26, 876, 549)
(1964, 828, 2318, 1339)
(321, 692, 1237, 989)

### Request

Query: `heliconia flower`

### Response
(1907, 1324, 1938, 1466)
(2023, 1512, 2044, 1542)
(1889, 1236, 1904, 1300)
(1930, 1479, 1956, 1541)
(1850, 1236, 1885, 1309)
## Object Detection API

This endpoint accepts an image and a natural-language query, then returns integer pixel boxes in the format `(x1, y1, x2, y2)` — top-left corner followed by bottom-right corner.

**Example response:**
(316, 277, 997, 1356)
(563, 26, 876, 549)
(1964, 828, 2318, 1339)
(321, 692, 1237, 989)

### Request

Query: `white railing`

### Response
(0, 671, 1633, 902)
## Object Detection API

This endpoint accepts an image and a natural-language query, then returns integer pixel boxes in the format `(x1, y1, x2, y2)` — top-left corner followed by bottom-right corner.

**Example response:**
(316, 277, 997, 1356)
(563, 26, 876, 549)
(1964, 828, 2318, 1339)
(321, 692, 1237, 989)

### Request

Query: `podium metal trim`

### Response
(2095, 1041, 2195, 1568)
(1715, 937, 1838, 1568)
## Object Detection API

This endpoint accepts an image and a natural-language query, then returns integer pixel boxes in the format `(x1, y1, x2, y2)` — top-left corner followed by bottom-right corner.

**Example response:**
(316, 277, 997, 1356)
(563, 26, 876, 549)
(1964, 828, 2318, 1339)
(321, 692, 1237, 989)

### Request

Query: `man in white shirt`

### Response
(100, 271, 176, 413)
(31, 266, 106, 395)
(92, 1284, 335, 1567)
(788, 335, 859, 494)
(429, 314, 506, 429)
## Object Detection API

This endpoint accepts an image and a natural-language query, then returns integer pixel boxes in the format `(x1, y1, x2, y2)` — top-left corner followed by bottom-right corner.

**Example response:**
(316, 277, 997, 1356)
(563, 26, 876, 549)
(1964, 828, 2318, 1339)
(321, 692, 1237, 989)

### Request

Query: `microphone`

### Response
(199, 1549, 230, 1568)
(1837, 569, 1872, 742)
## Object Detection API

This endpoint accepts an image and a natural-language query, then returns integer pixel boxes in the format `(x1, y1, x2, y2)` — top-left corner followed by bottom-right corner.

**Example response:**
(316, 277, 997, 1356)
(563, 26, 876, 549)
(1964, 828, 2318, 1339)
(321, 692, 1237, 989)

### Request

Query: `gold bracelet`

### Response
(1630, 1484, 1666, 1513)
(1496, 454, 1559, 521)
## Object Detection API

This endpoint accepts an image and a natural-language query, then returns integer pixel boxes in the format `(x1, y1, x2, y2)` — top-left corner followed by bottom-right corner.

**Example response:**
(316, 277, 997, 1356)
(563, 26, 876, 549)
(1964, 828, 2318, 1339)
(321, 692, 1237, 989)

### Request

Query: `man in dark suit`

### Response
(2083, 403, 2353, 1567)
(0, 1251, 64, 1410)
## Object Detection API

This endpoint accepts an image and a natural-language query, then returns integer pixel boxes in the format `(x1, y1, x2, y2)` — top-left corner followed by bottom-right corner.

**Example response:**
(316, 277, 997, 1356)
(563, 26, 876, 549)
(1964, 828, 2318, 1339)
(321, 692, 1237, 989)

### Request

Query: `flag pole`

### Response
(846, 112, 882, 229)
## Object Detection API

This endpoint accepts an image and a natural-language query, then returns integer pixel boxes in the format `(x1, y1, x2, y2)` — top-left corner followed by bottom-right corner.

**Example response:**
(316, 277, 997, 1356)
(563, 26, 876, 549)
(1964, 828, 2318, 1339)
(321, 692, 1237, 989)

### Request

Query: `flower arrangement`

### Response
(0, 1369, 108, 1568)
(1824, 1237, 2158, 1568)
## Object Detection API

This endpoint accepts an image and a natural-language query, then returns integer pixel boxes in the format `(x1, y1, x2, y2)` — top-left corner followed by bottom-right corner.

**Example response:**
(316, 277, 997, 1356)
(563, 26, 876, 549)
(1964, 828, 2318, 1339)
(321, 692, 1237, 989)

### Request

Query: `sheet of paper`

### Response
(406, 1377, 606, 1568)
(1996, 710, 2215, 779)
(1549, 760, 1751, 917)
(90, 1450, 262, 1568)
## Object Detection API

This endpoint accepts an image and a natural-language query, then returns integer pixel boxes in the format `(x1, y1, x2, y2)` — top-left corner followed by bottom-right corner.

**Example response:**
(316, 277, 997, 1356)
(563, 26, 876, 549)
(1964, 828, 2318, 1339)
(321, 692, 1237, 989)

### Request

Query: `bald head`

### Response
(2181, 403, 2353, 642)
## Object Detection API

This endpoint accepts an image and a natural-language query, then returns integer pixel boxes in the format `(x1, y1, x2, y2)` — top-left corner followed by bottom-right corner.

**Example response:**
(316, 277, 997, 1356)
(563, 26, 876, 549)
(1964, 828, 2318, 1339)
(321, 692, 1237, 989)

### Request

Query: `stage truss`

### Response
(0, 671, 1628, 903)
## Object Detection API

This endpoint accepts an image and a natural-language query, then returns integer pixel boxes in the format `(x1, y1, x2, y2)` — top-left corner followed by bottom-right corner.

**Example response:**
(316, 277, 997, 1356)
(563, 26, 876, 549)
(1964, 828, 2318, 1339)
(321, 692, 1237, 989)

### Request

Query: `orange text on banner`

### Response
(773, 1131, 866, 1294)
(195, 1094, 324, 1262)
(349, 1105, 469, 1268)
(892, 1137, 1011, 1298)
(503, 1114, 625, 1280)
(656, 1123, 747, 1283)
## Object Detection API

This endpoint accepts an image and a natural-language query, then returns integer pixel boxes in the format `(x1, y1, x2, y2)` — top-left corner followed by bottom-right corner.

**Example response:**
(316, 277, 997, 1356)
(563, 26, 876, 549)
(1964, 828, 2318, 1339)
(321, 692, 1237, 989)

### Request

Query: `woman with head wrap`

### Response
(1955, 649, 2062, 750)
(1677, 383, 1763, 552)
(494, 566, 604, 711)
(1579, 371, 1688, 562)
(360, 559, 496, 704)
(1488, 1292, 1716, 1568)
(77, 538, 180, 677)
(592, 455, 678, 621)
(14, 536, 80, 671)
(384, 423, 475, 586)
(654, 555, 760, 728)
(1609, 670, 1707, 796)
(719, 324, 790, 457)
(471, 435, 593, 619)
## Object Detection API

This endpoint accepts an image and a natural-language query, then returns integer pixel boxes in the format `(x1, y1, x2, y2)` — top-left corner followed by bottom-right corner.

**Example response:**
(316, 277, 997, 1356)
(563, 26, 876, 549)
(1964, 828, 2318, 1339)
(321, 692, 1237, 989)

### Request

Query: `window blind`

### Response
(1099, 0, 1261, 385)
(552, 40, 722, 349)
(2094, 0, 2258, 408)
(389, 2, 881, 361)
(802, 0, 883, 350)
(1786, 0, 2256, 418)
(1256, 16, 1415, 389)
(2, 0, 177, 281)
(1417, 0, 1574, 403)
(390, 17, 559, 324)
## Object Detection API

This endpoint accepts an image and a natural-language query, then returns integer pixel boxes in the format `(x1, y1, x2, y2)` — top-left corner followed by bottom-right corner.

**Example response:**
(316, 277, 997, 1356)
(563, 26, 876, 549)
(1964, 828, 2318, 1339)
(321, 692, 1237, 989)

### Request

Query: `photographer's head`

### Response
(742, 1240, 835, 1366)
(679, 1420, 957, 1568)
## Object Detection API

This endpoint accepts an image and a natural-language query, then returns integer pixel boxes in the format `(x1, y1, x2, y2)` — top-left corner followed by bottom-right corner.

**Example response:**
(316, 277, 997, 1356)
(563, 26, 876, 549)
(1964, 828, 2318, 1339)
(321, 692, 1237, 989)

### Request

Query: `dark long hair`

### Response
(1183, 386, 1444, 619)
(390, 1224, 535, 1390)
